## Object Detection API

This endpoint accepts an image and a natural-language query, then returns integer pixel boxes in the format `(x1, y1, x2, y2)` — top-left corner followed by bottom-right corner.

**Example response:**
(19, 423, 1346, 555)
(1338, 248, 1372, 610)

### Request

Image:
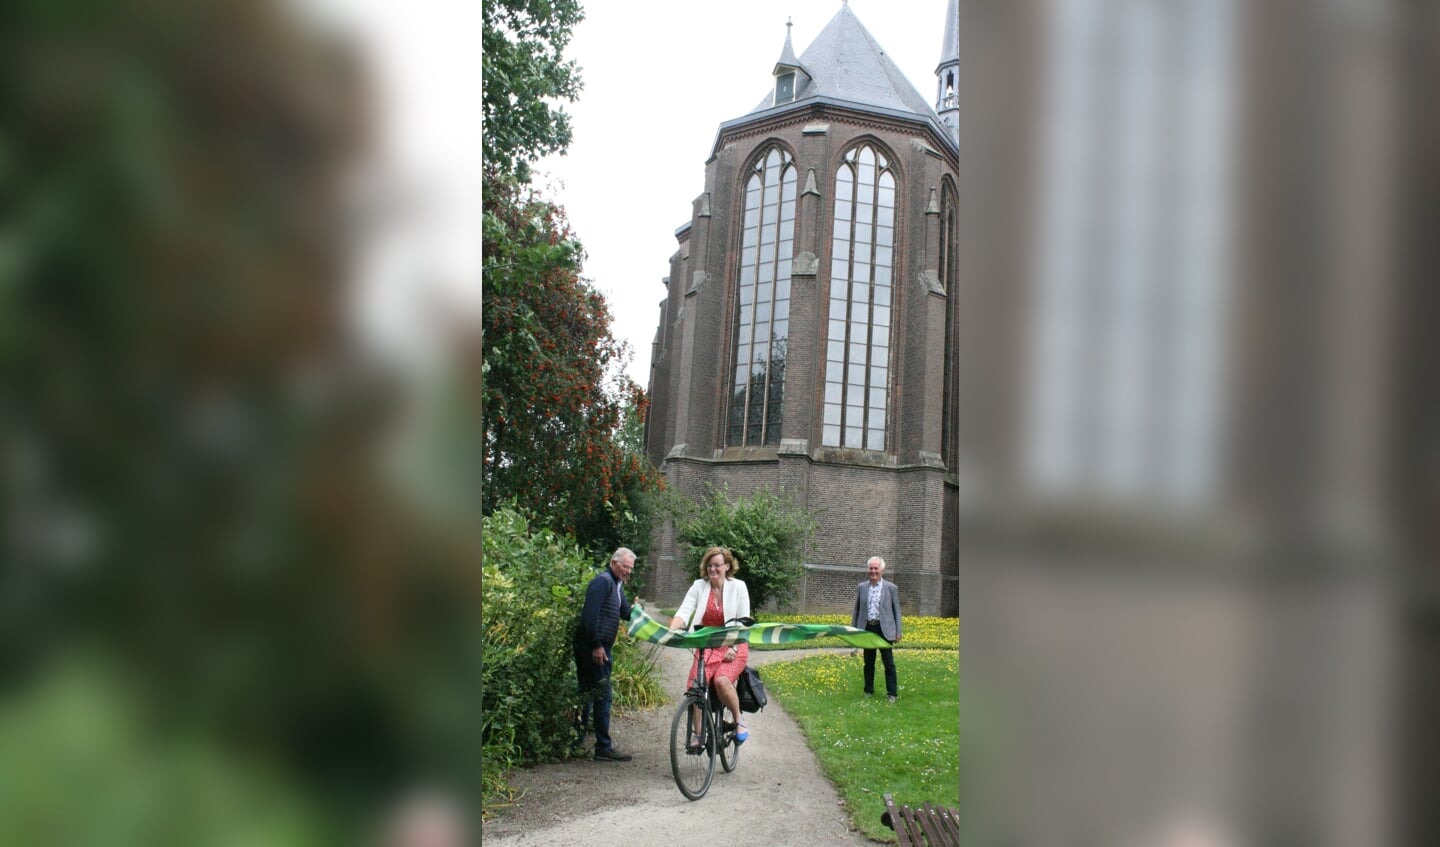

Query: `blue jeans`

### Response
(863, 622, 898, 697)
(575, 644, 614, 751)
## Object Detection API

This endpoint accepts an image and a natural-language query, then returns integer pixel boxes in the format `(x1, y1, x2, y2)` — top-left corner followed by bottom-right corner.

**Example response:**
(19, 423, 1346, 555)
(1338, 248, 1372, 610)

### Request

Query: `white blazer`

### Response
(674, 578, 751, 630)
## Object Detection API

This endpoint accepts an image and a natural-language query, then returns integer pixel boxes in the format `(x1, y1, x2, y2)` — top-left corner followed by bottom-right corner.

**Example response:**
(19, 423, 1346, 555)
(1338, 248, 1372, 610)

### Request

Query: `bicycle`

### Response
(669, 615, 753, 800)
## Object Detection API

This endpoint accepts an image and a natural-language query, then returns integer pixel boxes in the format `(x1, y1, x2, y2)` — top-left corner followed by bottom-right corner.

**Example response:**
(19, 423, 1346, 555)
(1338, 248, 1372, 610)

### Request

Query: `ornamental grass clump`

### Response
(611, 637, 667, 710)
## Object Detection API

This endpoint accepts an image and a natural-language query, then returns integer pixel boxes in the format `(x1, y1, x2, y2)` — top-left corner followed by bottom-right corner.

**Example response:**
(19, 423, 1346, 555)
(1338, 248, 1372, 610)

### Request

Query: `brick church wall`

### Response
(647, 455, 951, 616)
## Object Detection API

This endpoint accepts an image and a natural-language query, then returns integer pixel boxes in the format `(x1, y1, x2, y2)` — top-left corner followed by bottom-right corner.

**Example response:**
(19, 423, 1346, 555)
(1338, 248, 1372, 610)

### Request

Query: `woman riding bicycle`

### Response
(669, 546, 752, 745)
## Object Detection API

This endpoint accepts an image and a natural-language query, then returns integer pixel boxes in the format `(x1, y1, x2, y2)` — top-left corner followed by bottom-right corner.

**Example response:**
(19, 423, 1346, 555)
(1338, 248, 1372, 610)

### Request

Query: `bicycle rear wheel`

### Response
(717, 702, 741, 773)
(669, 694, 715, 800)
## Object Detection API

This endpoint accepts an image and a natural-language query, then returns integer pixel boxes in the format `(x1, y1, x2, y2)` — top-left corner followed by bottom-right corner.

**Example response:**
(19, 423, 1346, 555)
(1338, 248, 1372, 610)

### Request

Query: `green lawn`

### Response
(761, 650, 958, 842)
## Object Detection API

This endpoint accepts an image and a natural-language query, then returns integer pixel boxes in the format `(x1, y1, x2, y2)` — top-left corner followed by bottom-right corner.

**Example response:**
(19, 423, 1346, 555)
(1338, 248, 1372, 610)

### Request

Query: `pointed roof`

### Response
(746, 5, 936, 124)
(773, 19, 808, 75)
(936, 0, 959, 73)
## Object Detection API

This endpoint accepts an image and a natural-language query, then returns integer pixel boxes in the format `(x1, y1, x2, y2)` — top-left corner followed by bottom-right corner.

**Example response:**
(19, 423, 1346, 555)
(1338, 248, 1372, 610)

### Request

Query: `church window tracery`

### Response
(728, 147, 796, 447)
(823, 143, 895, 451)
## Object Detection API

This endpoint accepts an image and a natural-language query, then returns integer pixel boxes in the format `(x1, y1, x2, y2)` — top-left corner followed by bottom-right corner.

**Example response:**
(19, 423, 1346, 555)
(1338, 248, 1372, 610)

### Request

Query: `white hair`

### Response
(867, 556, 886, 571)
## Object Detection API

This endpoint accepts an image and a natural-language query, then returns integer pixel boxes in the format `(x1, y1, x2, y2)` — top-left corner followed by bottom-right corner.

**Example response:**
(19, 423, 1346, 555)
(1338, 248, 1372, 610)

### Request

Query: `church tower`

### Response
(935, 0, 960, 141)
(645, 2, 960, 615)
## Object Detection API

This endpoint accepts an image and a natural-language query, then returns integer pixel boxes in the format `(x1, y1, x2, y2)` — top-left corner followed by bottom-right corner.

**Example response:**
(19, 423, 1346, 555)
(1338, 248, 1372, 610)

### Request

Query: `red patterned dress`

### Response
(686, 588, 749, 689)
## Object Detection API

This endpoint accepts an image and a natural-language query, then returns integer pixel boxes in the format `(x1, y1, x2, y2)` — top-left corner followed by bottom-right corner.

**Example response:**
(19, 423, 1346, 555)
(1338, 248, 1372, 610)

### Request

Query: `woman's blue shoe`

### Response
(735, 726, 749, 744)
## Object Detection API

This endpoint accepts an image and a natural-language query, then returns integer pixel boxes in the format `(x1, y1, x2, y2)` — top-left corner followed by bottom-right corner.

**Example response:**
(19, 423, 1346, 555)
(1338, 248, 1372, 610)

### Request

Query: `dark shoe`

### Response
(593, 747, 632, 762)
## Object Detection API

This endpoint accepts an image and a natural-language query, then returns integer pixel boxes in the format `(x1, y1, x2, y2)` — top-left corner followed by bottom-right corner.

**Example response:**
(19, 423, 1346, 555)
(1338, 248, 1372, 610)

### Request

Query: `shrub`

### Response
(0, 660, 329, 846)
(481, 509, 592, 784)
(481, 506, 667, 819)
(673, 485, 817, 611)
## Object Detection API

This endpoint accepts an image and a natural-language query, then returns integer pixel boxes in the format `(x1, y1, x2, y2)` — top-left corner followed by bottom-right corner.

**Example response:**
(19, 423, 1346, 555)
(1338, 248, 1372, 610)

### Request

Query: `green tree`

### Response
(480, 176, 662, 559)
(482, 0, 584, 182)
(480, 0, 661, 559)
(587, 393, 667, 591)
(673, 486, 817, 612)
(1, 0, 489, 829)
(616, 389, 647, 456)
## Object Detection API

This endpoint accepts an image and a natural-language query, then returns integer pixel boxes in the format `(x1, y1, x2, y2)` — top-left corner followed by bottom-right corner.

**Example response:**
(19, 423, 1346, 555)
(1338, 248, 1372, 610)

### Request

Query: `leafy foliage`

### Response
(481, 508, 592, 772)
(673, 486, 817, 611)
(482, 0, 584, 182)
(599, 395, 669, 593)
(480, 0, 661, 565)
(481, 174, 663, 560)
(481, 507, 668, 820)
(0, 660, 329, 846)
(0, 0, 491, 830)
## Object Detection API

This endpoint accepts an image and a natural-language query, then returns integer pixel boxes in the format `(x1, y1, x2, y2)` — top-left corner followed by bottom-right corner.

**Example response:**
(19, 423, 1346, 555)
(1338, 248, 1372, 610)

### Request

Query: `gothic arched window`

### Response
(728, 147, 796, 447)
(942, 185, 958, 293)
(823, 143, 895, 451)
(941, 182, 958, 466)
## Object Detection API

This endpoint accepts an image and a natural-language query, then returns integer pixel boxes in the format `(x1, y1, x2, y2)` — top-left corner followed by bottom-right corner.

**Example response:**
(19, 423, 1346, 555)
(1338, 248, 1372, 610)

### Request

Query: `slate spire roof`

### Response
(747, 4, 941, 131)
(937, 0, 959, 74)
(773, 17, 808, 75)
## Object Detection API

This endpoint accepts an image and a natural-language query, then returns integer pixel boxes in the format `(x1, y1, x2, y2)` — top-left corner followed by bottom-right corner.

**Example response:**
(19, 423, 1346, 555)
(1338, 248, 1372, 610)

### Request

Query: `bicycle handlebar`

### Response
(672, 615, 755, 633)
(683, 616, 755, 693)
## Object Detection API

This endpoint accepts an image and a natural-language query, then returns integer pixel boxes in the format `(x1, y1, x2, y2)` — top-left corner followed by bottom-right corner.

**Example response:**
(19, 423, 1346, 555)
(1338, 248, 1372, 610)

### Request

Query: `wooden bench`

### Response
(881, 793, 960, 846)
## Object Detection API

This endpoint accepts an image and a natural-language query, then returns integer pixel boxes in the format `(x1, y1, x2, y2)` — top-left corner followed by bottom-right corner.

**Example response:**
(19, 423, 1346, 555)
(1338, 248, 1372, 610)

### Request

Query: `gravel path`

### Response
(480, 645, 878, 846)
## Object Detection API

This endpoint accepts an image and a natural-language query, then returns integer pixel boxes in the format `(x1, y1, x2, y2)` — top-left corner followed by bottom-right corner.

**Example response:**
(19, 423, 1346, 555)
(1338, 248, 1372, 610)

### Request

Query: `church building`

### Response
(644, 1, 961, 616)
(641, 0, 1418, 842)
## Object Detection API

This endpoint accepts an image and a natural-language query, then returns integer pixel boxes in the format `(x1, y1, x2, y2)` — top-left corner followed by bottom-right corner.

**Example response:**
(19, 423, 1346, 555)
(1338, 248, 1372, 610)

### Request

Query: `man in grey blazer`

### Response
(851, 555, 903, 701)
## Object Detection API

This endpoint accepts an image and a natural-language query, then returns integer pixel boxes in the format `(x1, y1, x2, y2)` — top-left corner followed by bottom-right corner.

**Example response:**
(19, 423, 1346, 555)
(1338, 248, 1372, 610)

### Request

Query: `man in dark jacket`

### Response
(574, 547, 635, 761)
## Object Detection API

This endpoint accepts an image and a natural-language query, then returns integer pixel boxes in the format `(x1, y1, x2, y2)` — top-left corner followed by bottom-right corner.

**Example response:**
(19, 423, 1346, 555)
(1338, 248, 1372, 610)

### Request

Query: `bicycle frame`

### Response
(683, 640, 728, 751)
(669, 616, 752, 800)
(684, 643, 733, 745)
(686, 615, 753, 724)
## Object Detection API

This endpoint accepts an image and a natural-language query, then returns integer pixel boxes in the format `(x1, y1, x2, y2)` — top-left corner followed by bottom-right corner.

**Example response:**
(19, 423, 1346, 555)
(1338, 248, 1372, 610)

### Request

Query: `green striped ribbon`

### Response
(627, 605, 891, 650)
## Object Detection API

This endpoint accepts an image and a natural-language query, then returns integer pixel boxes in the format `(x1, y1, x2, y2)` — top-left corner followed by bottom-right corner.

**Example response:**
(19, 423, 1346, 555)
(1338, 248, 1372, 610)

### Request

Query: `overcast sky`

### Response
(307, 0, 951, 384)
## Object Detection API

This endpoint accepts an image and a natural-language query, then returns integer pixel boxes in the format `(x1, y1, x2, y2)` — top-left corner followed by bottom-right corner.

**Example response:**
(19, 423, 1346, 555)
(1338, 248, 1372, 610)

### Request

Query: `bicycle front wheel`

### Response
(669, 694, 716, 800)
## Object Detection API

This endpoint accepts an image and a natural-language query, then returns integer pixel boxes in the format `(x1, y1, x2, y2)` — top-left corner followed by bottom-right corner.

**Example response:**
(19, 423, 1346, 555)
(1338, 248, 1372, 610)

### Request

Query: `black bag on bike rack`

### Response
(736, 666, 767, 713)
